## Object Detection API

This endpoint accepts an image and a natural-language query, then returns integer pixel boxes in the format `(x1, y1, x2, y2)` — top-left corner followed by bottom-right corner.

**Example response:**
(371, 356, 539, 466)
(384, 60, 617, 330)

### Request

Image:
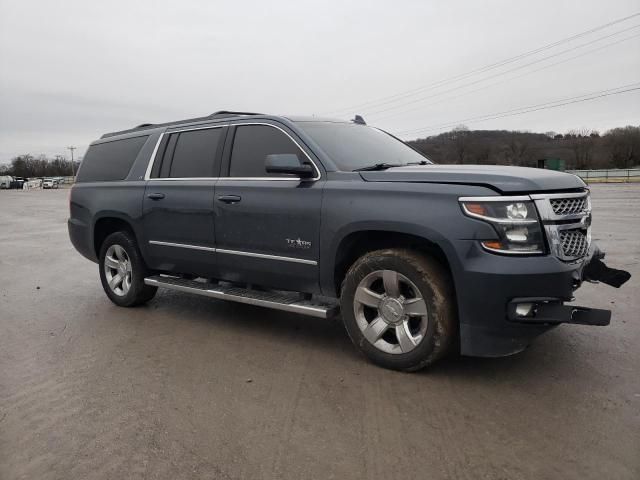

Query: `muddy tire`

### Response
(98, 231, 157, 307)
(340, 249, 456, 371)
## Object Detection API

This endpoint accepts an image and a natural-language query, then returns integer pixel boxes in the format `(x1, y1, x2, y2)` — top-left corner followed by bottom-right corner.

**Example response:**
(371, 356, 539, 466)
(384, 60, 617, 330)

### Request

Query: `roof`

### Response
(100, 110, 265, 139)
(100, 111, 358, 140)
(281, 115, 350, 123)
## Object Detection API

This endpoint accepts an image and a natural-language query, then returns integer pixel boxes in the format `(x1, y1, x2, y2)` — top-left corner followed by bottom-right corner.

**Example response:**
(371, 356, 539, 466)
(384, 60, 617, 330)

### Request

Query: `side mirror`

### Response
(265, 154, 315, 178)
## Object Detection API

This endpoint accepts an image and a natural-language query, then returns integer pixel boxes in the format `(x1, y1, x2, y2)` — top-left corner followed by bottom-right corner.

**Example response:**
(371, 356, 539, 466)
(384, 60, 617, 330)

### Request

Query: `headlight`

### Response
(460, 197, 545, 254)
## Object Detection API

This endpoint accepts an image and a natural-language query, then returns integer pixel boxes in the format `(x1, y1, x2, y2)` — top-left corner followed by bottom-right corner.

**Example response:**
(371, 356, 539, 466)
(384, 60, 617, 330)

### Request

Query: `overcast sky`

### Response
(1, 0, 639, 162)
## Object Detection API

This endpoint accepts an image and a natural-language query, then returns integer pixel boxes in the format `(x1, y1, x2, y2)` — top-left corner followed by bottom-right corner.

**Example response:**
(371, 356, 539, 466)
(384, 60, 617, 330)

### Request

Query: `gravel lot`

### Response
(1, 185, 639, 480)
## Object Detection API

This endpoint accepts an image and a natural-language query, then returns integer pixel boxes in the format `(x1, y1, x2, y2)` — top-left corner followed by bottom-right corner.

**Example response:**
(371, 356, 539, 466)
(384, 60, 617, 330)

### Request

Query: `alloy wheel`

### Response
(104, 244, 132, 296)
(353, 269, 429, 354)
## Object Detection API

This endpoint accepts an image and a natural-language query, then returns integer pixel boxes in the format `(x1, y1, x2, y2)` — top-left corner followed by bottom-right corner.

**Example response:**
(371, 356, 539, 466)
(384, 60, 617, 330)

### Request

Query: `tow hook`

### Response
(583, 248, 631, 288)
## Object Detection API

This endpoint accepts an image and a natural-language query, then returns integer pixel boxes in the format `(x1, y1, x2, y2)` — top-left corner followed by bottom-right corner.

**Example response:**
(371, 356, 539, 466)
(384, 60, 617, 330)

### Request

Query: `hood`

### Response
(358, 165, 586, 193)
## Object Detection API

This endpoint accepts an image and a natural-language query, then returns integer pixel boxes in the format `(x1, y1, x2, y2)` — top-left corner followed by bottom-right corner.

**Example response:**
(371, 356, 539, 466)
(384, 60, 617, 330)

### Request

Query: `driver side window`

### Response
(228, 125, 309, 177)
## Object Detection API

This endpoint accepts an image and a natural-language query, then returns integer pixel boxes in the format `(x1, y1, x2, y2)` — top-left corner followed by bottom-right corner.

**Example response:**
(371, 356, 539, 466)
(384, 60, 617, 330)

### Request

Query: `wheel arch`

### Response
(93, 214, 138, 258)
(330, 225, 459, 298)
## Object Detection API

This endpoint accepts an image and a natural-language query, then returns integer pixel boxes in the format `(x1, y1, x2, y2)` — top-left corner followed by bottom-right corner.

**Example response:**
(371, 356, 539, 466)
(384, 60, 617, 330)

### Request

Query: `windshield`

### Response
(297, 122, 432, 171)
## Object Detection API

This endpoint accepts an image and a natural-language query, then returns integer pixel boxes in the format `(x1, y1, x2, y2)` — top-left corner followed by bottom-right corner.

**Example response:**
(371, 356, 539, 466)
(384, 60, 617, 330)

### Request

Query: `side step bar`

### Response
(144, 275, 340, 319)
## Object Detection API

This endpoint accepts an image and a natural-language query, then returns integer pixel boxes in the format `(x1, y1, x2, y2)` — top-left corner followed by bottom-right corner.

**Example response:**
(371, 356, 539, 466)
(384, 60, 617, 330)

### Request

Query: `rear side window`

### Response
(153, 128, 222, 178)
(76, 135, 148, 182)
(229, 125, 308, 177)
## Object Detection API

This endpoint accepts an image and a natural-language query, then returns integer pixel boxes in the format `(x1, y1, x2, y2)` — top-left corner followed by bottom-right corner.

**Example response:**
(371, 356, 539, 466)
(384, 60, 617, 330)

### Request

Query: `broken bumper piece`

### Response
(582, 247, 631, 288)
(507, 245, 630, 327)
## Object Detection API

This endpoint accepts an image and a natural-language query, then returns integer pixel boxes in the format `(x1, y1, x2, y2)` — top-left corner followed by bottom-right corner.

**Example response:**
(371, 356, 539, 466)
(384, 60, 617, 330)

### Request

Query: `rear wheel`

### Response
(340, 249, 456, 371)
(99, 231, 157, 307)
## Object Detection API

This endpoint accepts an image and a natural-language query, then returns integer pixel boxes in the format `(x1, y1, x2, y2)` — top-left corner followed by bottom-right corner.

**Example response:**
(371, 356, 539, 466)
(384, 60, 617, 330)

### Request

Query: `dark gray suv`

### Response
(68, 111, 629, 371)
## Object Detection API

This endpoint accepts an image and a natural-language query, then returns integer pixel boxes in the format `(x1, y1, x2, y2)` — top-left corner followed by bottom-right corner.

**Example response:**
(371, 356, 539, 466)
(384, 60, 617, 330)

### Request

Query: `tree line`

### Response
(0, 154, 81, 178)
(408, 125, 640, 169)
(1, 125, 638, 176)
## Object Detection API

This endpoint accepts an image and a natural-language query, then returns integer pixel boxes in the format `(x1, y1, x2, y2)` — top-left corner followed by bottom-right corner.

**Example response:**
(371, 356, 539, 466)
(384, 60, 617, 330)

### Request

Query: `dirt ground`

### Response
(1, 185, 638, 480)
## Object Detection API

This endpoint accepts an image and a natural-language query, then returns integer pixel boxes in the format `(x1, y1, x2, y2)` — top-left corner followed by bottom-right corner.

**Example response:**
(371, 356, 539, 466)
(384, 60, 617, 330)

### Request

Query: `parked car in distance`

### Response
(0, 175, 13, 189)
(43, 178, 59, 189)
(68, 111, 630, 371)
(10, 177, 25, 189)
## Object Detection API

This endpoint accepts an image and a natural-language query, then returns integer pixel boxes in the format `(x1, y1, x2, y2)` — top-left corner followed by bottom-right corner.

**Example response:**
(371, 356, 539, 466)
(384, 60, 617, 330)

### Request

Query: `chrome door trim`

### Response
(147, 241, 317, 265)
(146, 177, 220, 181)
(143, 125, 228, 181)
(143, 134, 167, 180)
(216, 248, 317, 265)
(228, 122, 321, 181)
(149, 240, 216, 252)
(143, 122, 323, 182)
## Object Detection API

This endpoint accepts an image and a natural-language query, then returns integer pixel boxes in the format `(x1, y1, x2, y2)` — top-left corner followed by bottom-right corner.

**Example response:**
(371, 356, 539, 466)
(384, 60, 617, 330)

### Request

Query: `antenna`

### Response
(352, 115, 366, 125)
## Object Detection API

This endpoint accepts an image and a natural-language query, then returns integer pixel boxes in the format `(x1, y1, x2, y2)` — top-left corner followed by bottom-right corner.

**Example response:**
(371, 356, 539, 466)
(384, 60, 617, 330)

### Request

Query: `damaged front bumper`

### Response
(506, 245, 630, 328)
(457, 242, 631, 357)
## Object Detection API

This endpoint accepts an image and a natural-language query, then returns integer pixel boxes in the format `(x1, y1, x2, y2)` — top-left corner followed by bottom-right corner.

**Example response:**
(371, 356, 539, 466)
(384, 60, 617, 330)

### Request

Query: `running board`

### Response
(144, 275, 339, 319)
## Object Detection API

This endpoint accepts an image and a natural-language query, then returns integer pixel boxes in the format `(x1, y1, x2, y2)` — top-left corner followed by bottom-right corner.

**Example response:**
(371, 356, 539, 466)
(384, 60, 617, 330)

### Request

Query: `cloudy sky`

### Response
(1, 0, 639, 162)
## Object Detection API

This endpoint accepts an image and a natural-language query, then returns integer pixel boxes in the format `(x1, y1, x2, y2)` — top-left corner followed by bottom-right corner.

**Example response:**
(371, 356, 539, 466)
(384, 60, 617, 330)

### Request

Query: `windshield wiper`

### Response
(406, 160, 431, 166)
(353, 163, 404, 172)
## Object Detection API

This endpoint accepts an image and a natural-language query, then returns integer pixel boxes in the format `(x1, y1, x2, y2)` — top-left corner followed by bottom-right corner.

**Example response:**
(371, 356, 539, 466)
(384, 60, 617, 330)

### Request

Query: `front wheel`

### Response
(99, 231, 157, 307)
(340, 249, 456, 371)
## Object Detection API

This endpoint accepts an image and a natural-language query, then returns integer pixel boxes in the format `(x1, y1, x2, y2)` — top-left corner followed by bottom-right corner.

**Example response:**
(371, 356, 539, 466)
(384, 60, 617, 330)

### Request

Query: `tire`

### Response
(98, 231, 157, 307)
(340, 249, 456, 371)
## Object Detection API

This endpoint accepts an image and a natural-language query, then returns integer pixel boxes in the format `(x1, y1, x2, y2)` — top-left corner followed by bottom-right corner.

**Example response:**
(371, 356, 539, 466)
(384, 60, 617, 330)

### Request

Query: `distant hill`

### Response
(408, 125, 640, 169)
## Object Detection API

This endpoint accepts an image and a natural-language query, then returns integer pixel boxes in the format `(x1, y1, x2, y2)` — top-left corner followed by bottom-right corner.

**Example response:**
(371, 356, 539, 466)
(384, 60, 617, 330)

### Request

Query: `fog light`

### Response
(515, 303, 535, 317)
(505, 228, 528, 243)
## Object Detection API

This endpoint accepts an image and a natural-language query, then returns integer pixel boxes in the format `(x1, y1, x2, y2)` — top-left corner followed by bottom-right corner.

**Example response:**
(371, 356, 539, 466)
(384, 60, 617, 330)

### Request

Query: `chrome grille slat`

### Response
(559, 229, 589, 258)
(550, 197, 587, 216)
(531, 190, 591, 262)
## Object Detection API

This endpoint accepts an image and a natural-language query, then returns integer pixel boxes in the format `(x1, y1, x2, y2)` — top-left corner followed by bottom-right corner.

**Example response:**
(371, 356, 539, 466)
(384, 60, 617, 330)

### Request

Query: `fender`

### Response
(92, 211, 143, 258)
(321, 220, 465, 297)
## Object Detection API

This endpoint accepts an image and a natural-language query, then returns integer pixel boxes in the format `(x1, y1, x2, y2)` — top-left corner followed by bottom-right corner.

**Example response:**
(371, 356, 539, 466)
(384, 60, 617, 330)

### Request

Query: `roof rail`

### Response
(101, 111, 265, 139)
(209, 110, 263, 117)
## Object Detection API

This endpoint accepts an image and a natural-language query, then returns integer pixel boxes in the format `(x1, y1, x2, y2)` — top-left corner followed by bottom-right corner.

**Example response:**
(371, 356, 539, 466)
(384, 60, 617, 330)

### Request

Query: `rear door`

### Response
(142, 125, 226, 277)
(213, 123, 324, 293)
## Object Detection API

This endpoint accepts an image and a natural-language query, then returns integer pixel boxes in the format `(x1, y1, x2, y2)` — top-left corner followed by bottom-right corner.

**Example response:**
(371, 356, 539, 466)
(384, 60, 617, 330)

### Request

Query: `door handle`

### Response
(217, 195, 242, 204)
(147, 193, 165, 200)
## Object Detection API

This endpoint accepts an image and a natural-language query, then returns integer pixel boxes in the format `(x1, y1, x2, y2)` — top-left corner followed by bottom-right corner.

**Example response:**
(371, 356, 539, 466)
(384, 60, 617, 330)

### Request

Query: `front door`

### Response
(213, 123, 323, 293)
(142, 125, 226, 277)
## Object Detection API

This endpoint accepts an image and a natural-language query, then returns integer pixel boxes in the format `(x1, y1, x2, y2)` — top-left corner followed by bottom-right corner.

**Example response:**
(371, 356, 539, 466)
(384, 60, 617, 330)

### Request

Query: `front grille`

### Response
(559, 229, 589, 259)
(550, 196, 587, 215)
(532, 191, 592, 262)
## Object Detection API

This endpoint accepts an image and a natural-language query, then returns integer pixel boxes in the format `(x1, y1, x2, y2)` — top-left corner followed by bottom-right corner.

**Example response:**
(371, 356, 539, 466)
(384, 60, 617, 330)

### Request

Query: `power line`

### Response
(364, 23, 640, 117)
(397, 83, 640, 135)
(323, 12, 640, 116)
(372, 32, 640, 122)
(395, 83, 640, 137)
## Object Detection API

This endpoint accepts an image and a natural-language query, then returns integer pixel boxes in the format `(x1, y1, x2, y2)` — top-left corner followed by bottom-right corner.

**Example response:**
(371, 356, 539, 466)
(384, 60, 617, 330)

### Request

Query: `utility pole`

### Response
(67, 146, 76, 178)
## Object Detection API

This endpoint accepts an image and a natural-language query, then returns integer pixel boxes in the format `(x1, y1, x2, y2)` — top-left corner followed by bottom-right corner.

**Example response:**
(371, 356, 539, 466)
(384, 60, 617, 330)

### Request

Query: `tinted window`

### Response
(297, 122, 431, 171)
(156, 134, 177, 178)
(76, 135, 148, 182)
(229, 125, 309, 177)
(164, 128, 222, 178)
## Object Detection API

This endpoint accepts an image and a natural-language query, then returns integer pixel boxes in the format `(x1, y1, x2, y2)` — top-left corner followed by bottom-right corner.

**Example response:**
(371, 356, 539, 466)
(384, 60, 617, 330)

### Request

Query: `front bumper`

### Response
(506, 298, 611, 326)
(456, 243, 630, 357)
